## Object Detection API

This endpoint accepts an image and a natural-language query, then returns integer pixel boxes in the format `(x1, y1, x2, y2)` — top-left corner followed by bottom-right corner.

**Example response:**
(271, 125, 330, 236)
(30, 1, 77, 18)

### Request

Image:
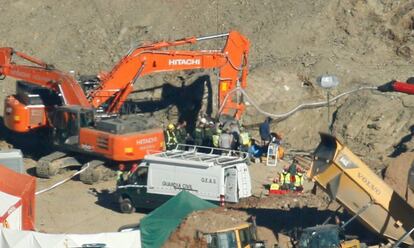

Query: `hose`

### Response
(218, 86, 378, 121)
(35, 163, 91, 195)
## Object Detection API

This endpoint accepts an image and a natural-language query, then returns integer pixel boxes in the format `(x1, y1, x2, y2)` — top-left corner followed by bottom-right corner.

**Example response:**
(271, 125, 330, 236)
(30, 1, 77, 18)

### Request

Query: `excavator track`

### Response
(36, 151, 81, 178)
(79, 160, 116, 185)
(37, 153, 116, 185)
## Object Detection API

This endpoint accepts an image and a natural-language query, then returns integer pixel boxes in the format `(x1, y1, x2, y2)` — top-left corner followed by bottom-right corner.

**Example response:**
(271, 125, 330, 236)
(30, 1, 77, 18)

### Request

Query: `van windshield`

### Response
(128, 167, 148, 185)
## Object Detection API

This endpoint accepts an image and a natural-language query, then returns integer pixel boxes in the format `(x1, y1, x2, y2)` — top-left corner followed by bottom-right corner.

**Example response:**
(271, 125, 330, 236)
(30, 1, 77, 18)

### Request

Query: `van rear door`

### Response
(236, 164, 252, 198)
(224, 168, 238, 203)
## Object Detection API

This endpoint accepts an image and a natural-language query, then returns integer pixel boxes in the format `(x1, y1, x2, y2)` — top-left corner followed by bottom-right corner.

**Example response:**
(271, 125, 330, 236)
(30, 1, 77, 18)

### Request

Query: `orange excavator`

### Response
(0, 31, 250, 184)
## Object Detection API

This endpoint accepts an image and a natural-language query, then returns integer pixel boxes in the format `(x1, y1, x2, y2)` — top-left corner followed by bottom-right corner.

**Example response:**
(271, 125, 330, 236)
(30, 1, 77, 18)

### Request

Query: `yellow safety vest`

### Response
(240, 132, 250, 146)
(117, 171, 127, 181)
(166, 130, 177, 145)
(270, 183, 280, 190)
(279, 172, 291, 185)
(212, 135, 220, 147)
(294, 173, 303, 187)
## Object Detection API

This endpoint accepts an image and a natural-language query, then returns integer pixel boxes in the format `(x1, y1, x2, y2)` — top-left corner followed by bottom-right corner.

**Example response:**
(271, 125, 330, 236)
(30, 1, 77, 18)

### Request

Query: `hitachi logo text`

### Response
(168, 59, 201, 66)
(136, 137, 157, 145)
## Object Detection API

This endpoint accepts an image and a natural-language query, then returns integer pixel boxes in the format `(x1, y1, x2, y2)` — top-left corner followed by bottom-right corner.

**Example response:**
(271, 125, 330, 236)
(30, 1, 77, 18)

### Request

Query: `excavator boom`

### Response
(89, 31, 249, 119)
(0, 48, 90, 107)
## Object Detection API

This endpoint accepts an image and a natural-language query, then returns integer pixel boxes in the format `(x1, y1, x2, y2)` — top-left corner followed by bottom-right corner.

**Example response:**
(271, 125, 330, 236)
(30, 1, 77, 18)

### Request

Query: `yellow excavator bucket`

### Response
(310, 133, 414, 245)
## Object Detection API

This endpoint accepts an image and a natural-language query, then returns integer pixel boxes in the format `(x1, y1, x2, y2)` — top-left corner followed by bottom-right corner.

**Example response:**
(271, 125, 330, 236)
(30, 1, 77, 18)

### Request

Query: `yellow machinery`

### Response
(199, 222, 265, 248)
(309, 133, 414, 246)
(297, 224, 361, 248)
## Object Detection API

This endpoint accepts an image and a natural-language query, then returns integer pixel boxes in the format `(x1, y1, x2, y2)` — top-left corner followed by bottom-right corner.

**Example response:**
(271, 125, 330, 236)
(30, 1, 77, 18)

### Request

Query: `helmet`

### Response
(167, 123, 175, 130)
(200, 118, 207, 124)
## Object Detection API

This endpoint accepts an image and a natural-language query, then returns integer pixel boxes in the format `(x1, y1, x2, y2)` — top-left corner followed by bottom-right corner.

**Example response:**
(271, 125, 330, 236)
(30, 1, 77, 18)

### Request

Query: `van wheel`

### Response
(120, 198, 135, 214)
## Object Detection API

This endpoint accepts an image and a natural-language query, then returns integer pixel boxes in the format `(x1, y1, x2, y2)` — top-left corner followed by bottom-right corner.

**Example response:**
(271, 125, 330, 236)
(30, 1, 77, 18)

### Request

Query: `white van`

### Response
(116, 145, 252, 213)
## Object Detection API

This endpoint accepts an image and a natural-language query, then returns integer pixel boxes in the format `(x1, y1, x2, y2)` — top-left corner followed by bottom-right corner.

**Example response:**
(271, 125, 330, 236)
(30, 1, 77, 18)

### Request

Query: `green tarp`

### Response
(140, 191, 217, 248)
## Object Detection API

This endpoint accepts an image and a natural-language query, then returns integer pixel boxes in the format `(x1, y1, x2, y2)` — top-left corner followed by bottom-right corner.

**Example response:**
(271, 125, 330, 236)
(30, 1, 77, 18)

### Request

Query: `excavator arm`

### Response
(89, 31, 249, 119)
(0, 47, 90, 107)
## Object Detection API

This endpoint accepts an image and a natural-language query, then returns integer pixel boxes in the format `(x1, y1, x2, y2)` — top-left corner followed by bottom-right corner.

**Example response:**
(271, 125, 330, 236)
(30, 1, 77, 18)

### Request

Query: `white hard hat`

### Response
(200, 118, 207, 124)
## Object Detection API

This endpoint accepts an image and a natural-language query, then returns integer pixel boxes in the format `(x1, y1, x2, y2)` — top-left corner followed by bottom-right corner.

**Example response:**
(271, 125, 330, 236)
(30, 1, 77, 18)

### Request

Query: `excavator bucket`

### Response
(310, 133, 414, 245)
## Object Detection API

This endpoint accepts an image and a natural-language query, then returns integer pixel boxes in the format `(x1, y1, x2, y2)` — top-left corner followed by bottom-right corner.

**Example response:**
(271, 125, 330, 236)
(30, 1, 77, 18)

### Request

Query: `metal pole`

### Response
(196, 33, 229, 41)
(327, 89, 331, 134)
(341, 201, 372, 229)
(392, 227, 414, 248)
(322, 205, 343, 225)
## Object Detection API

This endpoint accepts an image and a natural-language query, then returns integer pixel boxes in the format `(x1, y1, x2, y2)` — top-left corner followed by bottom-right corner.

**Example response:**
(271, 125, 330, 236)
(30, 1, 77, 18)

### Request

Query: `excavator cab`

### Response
(51, 106, 94, 146)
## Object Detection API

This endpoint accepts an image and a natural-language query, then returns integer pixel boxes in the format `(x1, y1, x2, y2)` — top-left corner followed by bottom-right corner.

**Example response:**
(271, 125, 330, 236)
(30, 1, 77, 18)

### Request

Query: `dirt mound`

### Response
(234, 192, 330, 210)
(164, 208, 251, 248)
(164, 192, 333, 248)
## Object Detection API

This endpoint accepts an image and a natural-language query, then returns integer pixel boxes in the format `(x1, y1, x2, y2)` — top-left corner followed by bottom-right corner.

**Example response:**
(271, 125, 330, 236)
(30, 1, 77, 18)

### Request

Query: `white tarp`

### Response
(0, 228, 141, 248)
(0, 191, 22, 230)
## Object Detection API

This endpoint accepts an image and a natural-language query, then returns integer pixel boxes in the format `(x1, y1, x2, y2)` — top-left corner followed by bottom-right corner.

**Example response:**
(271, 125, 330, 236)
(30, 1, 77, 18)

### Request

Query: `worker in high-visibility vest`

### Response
(165, 123, 178, 150)
(212, 126, 222, 148)
(294, 171, 304, 192)
(117, 163, 127, 186)
(239, 128, 250, 152)
(279, 169, 291, 190)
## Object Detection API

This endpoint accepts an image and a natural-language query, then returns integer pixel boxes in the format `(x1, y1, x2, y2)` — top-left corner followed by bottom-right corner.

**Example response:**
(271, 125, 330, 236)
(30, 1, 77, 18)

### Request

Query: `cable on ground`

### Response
(35, 163, 90, 195)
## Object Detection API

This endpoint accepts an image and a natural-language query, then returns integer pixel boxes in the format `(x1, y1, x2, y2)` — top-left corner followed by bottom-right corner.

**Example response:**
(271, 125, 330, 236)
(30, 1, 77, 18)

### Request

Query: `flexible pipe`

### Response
(218, 86, 378, 121)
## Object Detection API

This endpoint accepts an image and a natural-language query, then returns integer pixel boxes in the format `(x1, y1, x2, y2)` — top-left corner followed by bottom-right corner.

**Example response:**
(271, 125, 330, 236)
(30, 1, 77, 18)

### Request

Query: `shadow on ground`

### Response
(242, 207, 383, 245)
(92, 188, 152, 214)
(0, 116, 53, 160)
(91, 188, 120, 212)
(390, 125, 414, 158)
(121, 74, 213, 133)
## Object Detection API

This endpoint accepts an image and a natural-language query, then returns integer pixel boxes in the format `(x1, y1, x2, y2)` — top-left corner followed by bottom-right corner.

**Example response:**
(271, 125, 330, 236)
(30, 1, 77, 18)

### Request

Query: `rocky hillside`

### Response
(0, 0, 413, 168)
